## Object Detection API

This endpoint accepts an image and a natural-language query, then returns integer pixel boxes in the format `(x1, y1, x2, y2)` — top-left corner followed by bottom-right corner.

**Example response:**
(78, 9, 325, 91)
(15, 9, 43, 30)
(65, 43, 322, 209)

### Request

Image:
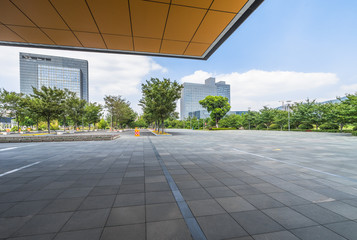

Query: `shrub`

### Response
(319, 123, 339, 130)
(269, 124, 280, 130)
(256, 124, 266, 130)
(298, 123, 313, 130)
(353, 126, 357, 131)
(11, 126, 18, 132)
(352, 131, 357, 136)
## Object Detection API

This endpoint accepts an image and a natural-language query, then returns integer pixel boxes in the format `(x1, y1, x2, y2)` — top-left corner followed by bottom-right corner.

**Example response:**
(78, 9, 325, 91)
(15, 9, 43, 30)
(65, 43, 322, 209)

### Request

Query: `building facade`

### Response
(180, 77, 230, 119)
(20, 52, 88, 101)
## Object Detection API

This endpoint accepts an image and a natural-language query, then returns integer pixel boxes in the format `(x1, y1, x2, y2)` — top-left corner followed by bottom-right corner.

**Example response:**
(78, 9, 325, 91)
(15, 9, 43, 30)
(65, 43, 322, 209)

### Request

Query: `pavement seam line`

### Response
(148, 137, 207, 240)
(0, 161, 40, 177)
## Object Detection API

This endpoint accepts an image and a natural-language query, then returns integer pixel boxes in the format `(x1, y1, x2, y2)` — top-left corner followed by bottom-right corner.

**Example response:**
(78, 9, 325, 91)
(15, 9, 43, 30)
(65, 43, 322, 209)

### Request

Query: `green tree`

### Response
(219, 114, 243, 129)
(199, 96, 231, 128)
(30, 86, 66, 133)
(273, 110, 288, 130)
(104, 95, 136, 129)
(140, 78, 183, 133)
(66, 95, 86, 130)
(259, 106, 277, 129)
(84, 102, 102, 130)
(97, 118, 109, 129)
(0, 89, 26, 131)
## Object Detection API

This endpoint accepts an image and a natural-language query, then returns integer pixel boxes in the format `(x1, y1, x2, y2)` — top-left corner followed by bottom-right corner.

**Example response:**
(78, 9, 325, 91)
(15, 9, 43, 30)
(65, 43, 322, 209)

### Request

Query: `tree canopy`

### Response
(199, 95, 231, 128)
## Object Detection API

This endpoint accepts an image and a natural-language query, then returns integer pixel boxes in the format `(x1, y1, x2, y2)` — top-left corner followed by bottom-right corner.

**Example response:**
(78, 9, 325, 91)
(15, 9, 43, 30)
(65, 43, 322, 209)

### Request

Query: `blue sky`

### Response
(1, 0, 357, 113)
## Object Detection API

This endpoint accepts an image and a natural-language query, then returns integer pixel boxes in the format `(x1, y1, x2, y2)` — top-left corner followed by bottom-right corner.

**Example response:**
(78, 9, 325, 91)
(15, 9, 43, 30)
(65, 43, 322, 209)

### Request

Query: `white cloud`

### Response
(0, 46, 166, 112)
(180, 70, 340, 110)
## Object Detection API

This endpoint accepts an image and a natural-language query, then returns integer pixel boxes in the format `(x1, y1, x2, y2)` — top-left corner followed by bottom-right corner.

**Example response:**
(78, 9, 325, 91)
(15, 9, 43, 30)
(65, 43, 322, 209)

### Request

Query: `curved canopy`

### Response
(0, 0, 263, 59)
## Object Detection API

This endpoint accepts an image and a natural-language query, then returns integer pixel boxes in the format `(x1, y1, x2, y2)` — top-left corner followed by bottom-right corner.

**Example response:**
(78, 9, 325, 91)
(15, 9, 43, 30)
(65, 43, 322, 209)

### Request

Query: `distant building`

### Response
(20, 52, 88, 101)
(0, 117, 15, 129)
(180, 77, 230, 119)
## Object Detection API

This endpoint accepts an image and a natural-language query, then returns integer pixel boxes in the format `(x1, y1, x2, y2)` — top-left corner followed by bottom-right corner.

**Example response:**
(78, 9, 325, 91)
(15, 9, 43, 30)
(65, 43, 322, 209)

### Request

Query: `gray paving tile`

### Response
(231, 210, 284, 235)
(62, 209, 110, 231)
(7, 233, 55, 240)
(146, 191, 175, 204)
(79, 195, 115, 210)
(0, 216, 32, 238)
(118, 184, 144, 194)
(175, 180, 202, 189)
(325, 221, 357, 240)
(1, 200, 49, 217)
(187, 199, 225, 217)
(15, 212, 72, 236)
(230, 185, 263, 196)
(263, 207, 318, 229)
(89, 186, 119, 196)
(107, 205, 145, 226)
(243, 194, 285, 209)
(216, 196, 256, 213)
(146, 202, 182, 222)
(319, 201, 357, 220)
(252, 230, 300, 240)
(251, 183, 284, 194)
(218, 178, 245, 186)
(57, 187, 92, 199)
(198, 179, 224, 187)
(205, 186, 237, 198)
(113, 193, 145, 207)
(291, 225, 347, 240)
(147, 219, 192, 240)
(54, 228, 102, 240)
(268, 192, 311, 206)
(197, 213, 248, 240)
(40, 198, 84, 213)
(101, 224, 145, 240)
(145, 182, 170, 192)
(180, 188, 212, 201)
(291, 204, 348, 224)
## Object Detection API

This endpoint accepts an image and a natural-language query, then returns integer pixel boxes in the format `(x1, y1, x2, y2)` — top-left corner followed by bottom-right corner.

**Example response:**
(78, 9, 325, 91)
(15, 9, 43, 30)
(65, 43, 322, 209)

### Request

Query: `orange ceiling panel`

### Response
(8, 26, 54, 44)
(192, 10, 235, 44)
(0, 0, 34, 27)
(134, 37, 161, 53)
(160, 40, 188, 55)
(86, 0, 131, 36)
(130, 0, 169, 39)
(171, 0, 212, 9)
(12, 0, 68, 30)
(43, 29, 81, 47)
(211, 0, 248, 13)
(164, 5, 206, 42)
(74, 32, 106, 49)
(0, 0, 263, 59)
(184, 42, 210, 56)
(103, 34, 133, 51)
(50, 0, 98, 33)
(0, 24, 25, 42)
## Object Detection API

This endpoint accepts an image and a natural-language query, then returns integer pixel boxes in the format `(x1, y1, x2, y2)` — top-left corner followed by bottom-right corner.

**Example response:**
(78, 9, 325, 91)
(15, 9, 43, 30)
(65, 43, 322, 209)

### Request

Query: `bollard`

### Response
(135, 128, 140, 137)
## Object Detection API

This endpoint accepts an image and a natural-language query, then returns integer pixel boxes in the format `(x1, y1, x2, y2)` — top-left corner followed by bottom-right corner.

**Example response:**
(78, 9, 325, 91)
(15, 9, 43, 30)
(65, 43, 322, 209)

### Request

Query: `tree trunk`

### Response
(340, 123, 344, 132)
(215, 118, 218, 128)
(36, 120, 39, 131)
(47, 118, 51, 133)
(161, 120, 164, 134)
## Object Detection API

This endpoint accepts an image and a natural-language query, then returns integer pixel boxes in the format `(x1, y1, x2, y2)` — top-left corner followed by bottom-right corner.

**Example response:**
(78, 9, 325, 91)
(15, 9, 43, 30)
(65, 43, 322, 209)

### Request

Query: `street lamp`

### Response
(286, 100, 292, 131)
(248, 107, 251, 130)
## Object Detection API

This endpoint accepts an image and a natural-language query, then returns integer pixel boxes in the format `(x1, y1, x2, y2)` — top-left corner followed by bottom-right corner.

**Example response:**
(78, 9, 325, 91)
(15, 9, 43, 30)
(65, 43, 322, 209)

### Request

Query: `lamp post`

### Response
(286, 100, 291, 131)
(248, 107, 251, 130)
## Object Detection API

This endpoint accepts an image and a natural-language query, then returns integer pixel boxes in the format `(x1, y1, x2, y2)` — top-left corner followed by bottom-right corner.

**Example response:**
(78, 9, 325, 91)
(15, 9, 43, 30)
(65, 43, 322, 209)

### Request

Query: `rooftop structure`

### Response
(0, 0, 264, 59)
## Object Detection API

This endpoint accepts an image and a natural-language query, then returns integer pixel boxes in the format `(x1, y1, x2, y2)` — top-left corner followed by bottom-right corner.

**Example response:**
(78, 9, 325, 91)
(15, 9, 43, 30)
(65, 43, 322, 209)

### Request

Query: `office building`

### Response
(20, 52, 88, 101)
(180, 77, 230, 119)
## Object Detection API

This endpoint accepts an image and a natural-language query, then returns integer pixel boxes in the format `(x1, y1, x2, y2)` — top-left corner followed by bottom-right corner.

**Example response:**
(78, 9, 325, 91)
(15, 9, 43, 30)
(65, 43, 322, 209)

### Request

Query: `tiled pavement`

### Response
(0, 129, 357, 239)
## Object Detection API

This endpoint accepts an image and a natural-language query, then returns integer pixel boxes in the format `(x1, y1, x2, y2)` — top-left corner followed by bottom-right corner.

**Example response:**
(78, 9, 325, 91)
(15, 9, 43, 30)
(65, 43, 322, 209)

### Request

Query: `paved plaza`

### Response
(1, 129, 357, 240)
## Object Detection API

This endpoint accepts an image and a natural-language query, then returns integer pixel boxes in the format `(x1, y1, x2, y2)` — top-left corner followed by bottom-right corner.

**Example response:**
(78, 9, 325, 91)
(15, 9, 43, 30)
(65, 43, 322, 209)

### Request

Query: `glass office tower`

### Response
(20, 52, 88, 101)
(180, 77, 230, 120)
